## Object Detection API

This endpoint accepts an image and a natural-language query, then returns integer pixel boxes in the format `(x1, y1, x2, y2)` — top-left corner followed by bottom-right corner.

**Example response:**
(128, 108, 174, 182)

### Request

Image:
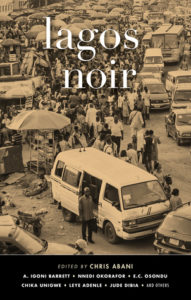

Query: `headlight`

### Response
(129, 220, 137, 226)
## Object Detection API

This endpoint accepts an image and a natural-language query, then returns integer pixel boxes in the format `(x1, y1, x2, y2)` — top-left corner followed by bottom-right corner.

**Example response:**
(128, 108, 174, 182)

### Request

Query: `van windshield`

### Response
(121, 181, 166, 209)
(145, 57, 163, 64)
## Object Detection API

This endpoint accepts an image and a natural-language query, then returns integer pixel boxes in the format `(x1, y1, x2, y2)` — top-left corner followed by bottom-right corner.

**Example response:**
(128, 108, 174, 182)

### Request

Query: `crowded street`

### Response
(0, 0, 191, 255)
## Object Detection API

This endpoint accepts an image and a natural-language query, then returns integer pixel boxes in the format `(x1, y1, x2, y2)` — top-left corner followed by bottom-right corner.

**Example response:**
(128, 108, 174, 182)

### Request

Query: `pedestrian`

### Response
(103, 135, 117, 157)
(137, 127, 145, 163)
(143, 130, 153, 173)
(78, 187, 95, 244)
(85, 103, 97, 139)
(122, 96, 129, 125)
(126, 143, 138, 166)
(150, 130, 161, 169)
(163, 175, 172, 200)
(129, 105, 144, 137)
(170, 189, 182, 211)
(74, 239, 89, 255)
(153, 162, 164, 185)
(92, 132, 105, 151)
(142, 87, 150, 120)
(110, 115, 124, 155)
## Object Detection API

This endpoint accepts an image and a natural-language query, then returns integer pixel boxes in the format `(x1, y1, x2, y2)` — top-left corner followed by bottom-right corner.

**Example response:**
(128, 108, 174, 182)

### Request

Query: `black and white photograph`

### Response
(0, 0, 191, 291)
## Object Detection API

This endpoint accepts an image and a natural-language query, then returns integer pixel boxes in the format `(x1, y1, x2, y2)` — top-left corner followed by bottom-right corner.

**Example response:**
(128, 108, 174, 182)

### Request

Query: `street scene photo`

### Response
(0, 0, 191, 255)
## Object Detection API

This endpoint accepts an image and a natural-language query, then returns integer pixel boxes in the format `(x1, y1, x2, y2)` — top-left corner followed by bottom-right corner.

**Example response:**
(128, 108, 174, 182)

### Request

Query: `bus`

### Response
(152, 24, 185, 63)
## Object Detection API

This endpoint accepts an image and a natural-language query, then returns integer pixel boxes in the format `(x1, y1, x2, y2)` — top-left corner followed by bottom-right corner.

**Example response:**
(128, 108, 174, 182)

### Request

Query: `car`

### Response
(140, 66, 162, 81)
(0, 215, 76, 255)
(171, 85, 191, 110)
(165, 108, 191, 145)
(154, 202, 191, 254)
(141, 78, 170, 110)
(134, 72, 155, 90)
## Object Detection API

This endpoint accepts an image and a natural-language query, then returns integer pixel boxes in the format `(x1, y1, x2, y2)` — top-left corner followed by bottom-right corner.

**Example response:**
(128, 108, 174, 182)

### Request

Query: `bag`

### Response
(129, 111, 138, 125)
(90, 218, 97, 233)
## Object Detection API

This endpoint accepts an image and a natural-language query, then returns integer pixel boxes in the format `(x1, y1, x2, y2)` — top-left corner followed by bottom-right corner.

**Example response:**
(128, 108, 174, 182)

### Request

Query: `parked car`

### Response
(141, 78, 170, 110)
(165, 108, 191, 145)
(171, 85, 191, 110)
(0, 215, 75, 255)
(154, 202, 191, 254)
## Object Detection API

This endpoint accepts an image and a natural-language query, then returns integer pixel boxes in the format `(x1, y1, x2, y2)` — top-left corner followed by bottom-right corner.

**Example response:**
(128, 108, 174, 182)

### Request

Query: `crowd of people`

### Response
(0, 4, 185, 224)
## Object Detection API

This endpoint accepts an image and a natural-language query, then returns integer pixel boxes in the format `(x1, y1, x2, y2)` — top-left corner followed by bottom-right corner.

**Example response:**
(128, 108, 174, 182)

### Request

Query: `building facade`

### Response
(13, 0, 29, 10)
(0, 0, 14, 15)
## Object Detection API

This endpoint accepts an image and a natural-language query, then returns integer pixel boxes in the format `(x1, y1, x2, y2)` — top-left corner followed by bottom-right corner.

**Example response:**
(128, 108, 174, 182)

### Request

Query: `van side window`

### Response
(104, 184, 120, 210)
(82, 172, 102, 205)
(62, 167, 81, 188)
(55, 160, 65, 178)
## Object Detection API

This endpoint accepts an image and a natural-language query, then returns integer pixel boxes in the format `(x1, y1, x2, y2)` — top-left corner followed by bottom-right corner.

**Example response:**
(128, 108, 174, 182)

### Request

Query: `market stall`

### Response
(7, 110, 71, 175)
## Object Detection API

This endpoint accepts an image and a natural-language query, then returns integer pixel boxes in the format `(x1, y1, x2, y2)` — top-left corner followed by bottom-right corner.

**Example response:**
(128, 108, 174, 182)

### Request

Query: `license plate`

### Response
(169, 238, 179, 246)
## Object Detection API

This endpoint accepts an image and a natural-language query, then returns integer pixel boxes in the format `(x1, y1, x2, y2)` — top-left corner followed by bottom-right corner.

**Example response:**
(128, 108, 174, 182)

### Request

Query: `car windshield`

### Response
(145, 56, 163, 64)
(147, 84, 166, 94)
(177, 76, 191, 84)
(174, 91, 191, 101)
(176, 114, 191, 125)
(121, 181, 166, 209)
(160, 214, 191, 236)
(15, 227, 46, 254)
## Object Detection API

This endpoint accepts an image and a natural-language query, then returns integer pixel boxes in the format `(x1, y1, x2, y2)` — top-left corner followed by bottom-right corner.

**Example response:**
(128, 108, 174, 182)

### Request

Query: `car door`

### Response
(98, 183, 123, 236)
(61, 166, 82, 215)
(51, 160, 65, 203)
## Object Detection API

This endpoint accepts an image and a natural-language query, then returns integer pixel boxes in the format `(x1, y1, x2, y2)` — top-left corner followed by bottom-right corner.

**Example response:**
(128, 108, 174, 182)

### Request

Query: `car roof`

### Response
(171, 205, 191, 220)
(142, 78, 162, 84)
(54, 148, 156, 188)
(0, 215, 16, 238)
(145, 48, 162, 55)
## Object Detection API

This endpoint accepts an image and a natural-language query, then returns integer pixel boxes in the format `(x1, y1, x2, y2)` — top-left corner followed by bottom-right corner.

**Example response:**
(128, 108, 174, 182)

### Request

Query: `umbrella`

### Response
(90, 11, 107, 19)
(0, 15, 13, 22)
(1, 39, 21, 46)
(4, 87, 33, 99)
(28, 12, 46, 20)
(92, 5, 106, 11)
(26, 30, 40, 39)
(15, 16, 28, 23)
(91, 19, 107, 26)
(51, 19, 67, 28)
(36, 30, 58, 42)
(55, 13, 69, 20)
(67, 25, 83, 37)
(30, 25, 46, 32)
(7, 110, 71, 131)
(71, 17, 84, 23)
(111, 8, 124, 13)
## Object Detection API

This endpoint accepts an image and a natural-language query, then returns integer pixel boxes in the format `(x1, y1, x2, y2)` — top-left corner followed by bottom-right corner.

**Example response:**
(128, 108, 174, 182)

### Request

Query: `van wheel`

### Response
(62, 208, 76, 222)
(104, 222, 120, 244)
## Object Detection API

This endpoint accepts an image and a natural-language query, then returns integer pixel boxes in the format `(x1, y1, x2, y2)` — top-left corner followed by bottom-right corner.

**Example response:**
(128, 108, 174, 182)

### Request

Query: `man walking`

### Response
(79, 187, 95, 244)
(110, 115, 124, 155)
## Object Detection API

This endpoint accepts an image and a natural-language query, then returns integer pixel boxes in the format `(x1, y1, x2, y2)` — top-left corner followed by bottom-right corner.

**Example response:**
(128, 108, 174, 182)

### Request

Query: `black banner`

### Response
(0, 255, 190, 291)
